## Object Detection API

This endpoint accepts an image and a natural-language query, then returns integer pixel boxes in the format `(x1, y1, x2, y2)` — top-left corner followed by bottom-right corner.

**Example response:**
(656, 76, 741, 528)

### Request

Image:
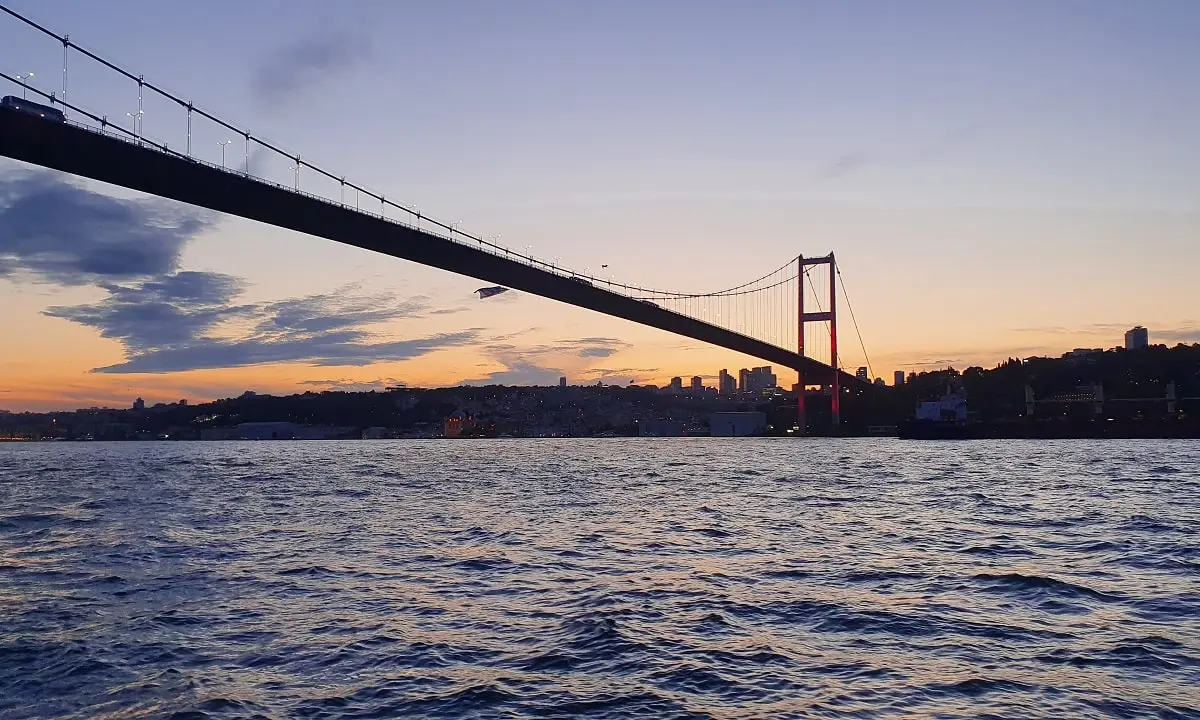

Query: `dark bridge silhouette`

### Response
(0, 108, 854, 385)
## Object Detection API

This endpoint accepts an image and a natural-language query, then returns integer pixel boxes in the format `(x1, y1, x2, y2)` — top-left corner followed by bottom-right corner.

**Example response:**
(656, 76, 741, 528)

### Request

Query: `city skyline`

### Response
(2, 1, 1200, 412)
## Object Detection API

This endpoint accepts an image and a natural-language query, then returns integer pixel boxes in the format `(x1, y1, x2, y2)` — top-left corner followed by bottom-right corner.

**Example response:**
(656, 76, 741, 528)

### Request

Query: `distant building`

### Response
(874, 377, 886, 386)
(738, 368, 750, 392)
(444, 410, 474, 438)
(638, 419, 684, 437)
(915, 392, 968, 422)
(739, 366, 777, 394)
(718, 369, 737, 395)
(200, 427, 237, 441)
(1064, 348, 1103, 365)
(710, 412, 767, 437)
(132, 397, 145, 411)
(894, 370, 905, 387)
(236, 422, 299, 440)
(559, 376, 567, 388)
(690, 376, 703, 392)
(856, 367, 869, 381)
(1125, 326, 1148, 350)
(668, 376, 683, 393)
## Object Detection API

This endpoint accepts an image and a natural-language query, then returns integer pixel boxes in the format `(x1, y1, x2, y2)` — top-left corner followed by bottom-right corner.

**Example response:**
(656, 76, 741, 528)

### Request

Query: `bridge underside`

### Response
(0, 109, 852, 385)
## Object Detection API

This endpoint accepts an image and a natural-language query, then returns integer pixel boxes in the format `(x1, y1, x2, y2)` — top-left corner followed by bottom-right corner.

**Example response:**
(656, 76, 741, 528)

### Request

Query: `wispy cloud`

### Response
(579, 366, 661, 385)
(257, 287, 431, 335)
(45, 272, 253, 352)
(0, 172, 216, 285)
(456, 337, 633, 386)
(298, 377, 407, 392)
(811, 122, 988, 184)
(45, 274, 478, 374)
(1010, 321, 1200, 346)
(815, 152, 871, 181)
(1148, 327, 1200, 345)
(462, 361, 567, 387)
(91, 331, 476, 374)
(253, 30, 373, 110)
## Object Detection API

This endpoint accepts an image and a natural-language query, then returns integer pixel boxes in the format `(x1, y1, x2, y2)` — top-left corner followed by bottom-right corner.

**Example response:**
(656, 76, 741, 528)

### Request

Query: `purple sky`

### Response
(2, 1, 1199, 409)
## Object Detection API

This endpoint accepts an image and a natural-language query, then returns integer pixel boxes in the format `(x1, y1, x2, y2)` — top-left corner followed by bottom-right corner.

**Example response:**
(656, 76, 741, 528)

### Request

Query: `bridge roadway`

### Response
(0, 108, 851, 385)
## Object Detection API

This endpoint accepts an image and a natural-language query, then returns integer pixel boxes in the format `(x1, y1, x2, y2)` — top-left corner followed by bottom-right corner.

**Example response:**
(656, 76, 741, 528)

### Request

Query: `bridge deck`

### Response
(0, 108, 850, 384)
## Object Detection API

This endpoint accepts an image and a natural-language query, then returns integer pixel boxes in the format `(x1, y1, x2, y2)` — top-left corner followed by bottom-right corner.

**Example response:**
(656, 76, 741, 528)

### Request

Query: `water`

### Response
(1, 439, 1198, 719)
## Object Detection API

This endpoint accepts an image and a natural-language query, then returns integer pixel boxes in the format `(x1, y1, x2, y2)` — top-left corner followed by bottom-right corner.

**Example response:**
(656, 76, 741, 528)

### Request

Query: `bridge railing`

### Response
(54, 112, 596, 281)
(41, 104, 697, 305)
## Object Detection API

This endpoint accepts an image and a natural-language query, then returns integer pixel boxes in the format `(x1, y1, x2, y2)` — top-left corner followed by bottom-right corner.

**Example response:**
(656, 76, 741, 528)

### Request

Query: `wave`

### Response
(2, 438, 1197, 719)
(972, 572, 1126, 603)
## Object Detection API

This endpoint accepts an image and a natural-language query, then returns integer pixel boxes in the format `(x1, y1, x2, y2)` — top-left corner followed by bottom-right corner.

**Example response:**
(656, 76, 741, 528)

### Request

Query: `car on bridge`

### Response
(1, 96, 65, 122)
(569, 276, 593, 286)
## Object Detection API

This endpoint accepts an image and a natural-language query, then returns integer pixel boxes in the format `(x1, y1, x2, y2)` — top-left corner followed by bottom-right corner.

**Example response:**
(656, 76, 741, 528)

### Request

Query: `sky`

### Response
(2, 0, 1199, 412)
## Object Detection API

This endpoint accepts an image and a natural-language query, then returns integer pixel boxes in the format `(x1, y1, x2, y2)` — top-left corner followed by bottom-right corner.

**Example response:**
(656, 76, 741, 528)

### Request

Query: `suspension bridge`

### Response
(0, 5, 879, 432)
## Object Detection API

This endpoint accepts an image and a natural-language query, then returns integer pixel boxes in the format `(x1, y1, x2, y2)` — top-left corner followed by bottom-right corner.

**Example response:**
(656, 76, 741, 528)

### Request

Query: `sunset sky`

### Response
(2, 0, 1199, 412)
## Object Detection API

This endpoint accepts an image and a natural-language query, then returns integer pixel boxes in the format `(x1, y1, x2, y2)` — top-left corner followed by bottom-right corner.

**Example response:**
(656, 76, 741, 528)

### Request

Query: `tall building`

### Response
(718, 369, 737, 395)
(738, 368, 751, 392)
(739, 366, 777, 394)
(1125, 326, 1148, 350)
(558, 376, 567, 388)
(690, 376, 703, 392)
(894, 370, 905, 387)
(668, 376, 683, 392)
(856, 367, 869, 381)
(132, 397, 145, 411)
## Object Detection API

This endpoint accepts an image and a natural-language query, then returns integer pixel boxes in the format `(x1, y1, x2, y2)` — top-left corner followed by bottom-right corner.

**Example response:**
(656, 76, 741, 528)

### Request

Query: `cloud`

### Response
(549, 337, 629, 359)
(46, 273, 479, 374)
(298, 377, 407, 392)
(465, 361, 566, 387)
(456, 337, 631, 386)
(580, 367, 660, 377)
(257, 288, 431, 334)
(0, 172, 216, 285)
(1010, 321, 1200, 346)
(46, 272, 252, 352)
(2, 168, 485, 377)
(254, 30, 373, 110)
(477, 337, 629, 365)
(579, 366, 661, 385)
(815, 152, 871, 181)
(1150, 327, 1200, 345)
(898, 358, 963, 369)
(1012, 322, 1130, 336)
(811, 123, 987, 184)
(95, 331, 476, 374)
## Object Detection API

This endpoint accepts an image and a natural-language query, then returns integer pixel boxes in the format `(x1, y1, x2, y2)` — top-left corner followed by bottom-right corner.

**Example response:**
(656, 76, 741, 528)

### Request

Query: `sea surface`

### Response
(1, 439, 1198, 719)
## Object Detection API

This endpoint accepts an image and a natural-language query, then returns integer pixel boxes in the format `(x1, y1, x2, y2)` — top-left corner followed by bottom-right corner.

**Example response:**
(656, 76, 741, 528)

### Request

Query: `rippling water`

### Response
(1, 439, 1198, 719)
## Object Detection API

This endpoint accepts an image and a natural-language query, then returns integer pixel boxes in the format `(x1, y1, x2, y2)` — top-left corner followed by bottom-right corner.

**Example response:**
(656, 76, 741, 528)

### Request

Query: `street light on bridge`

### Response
(217, 140, 233, 168)
(17, 72, 33, 99)
(126, 109, 144, 140)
